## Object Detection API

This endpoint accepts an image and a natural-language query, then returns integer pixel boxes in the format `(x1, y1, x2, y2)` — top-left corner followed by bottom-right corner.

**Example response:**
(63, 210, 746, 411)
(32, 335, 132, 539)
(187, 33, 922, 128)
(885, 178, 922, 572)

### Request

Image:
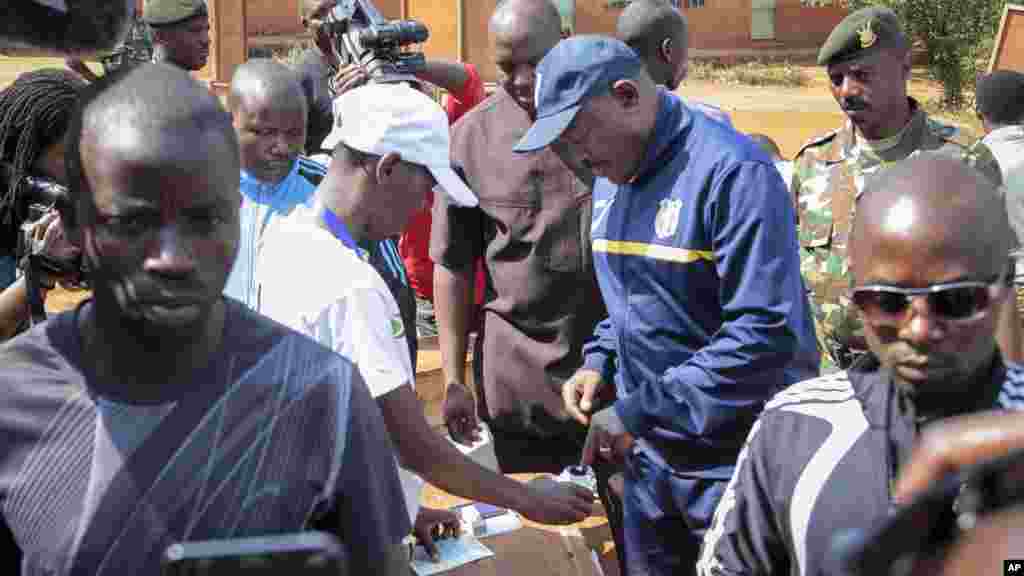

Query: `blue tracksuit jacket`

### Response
(582, 89, 820, 480)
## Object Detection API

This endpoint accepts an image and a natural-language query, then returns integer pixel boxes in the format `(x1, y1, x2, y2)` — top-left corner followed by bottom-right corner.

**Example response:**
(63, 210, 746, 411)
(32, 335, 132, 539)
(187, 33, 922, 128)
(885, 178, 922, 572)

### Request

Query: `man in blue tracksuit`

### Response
(515, 36, 820, 575)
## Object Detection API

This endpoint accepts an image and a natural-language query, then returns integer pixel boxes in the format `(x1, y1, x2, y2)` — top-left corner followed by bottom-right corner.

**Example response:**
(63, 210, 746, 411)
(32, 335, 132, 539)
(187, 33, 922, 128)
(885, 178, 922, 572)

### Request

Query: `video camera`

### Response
(0, 163, 87, 290)
(321, 0, 430, 85)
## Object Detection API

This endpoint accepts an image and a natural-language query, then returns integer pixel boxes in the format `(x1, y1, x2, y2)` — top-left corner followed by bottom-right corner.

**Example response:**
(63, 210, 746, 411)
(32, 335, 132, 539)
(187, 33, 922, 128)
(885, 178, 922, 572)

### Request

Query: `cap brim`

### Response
(430, 165, 478, 208)
(513, 105, 581, 153)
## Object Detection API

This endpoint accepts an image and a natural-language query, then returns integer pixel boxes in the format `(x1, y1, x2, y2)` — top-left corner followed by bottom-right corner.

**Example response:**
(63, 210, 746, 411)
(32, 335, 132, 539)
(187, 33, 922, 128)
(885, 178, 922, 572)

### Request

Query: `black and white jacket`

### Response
(697, 355, 1024, 576)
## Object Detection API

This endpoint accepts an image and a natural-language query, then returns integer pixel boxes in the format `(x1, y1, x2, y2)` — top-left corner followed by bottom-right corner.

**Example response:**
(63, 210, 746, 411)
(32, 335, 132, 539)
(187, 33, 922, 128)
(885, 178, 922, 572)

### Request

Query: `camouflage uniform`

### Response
(794, 101, 1003, 371)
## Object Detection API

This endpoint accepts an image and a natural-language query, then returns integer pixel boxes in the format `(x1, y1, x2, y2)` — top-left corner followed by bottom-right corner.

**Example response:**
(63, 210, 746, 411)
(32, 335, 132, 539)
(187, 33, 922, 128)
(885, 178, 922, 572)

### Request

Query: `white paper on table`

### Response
(454, 503, 523, 539)
(479, 510, 523, 538)
(410, 533, 494, 576)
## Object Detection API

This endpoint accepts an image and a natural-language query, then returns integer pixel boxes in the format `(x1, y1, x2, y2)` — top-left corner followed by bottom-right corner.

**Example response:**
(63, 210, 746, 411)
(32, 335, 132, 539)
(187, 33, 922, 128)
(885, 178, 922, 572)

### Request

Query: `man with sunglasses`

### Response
(793, 7, 1003, 373)
(699, 153, 1024, 576)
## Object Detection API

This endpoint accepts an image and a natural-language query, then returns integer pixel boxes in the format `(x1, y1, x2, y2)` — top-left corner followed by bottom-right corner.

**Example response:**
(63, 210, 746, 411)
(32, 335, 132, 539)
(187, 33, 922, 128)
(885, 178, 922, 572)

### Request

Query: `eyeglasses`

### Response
(850, 273, 1011, 326)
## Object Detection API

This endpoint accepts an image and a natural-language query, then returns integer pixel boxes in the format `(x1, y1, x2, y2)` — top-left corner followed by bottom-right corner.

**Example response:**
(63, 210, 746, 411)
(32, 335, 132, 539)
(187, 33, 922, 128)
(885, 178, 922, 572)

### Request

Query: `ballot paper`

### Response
(410, 533, 494, 576)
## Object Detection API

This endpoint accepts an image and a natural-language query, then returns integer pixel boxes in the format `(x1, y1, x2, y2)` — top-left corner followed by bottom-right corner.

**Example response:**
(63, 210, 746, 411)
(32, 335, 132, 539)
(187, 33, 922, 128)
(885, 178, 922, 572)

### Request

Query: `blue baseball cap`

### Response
(514, 35, 644, 153)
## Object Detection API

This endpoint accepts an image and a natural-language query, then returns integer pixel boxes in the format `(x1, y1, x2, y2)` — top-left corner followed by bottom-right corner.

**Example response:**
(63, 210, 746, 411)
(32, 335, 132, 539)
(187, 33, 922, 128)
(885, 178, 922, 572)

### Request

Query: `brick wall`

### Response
(240, 0, 847, 81)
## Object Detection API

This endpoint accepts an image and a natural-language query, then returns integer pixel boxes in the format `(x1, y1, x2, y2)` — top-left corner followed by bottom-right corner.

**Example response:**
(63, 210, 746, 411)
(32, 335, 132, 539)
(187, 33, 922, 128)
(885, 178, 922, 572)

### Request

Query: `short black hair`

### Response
(64, 63, 236, 229)
(616, 0, 687, 63)
(228, 58, 308, 117)
(492, 0, 563, 43)
(976, 70, 1024, 127)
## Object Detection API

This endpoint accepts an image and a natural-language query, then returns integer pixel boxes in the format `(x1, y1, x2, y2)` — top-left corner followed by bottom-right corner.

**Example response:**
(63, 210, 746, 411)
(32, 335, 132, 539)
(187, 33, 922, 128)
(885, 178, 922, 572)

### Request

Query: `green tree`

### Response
(845, 0, 1005, 108)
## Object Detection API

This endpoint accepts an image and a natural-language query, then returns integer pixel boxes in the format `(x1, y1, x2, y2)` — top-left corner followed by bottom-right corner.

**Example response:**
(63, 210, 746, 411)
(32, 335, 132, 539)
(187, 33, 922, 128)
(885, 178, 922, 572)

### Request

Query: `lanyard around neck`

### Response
(321, 206, 368, 261)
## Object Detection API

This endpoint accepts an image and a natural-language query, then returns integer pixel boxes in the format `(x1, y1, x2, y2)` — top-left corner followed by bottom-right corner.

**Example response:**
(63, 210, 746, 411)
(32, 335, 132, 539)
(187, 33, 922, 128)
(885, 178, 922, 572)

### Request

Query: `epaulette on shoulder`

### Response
(796, 129, 840, 158)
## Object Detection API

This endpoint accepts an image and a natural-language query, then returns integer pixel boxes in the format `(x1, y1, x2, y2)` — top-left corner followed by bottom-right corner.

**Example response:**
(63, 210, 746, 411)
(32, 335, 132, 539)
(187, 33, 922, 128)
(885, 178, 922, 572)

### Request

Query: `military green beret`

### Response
(817, 6, 909, 67)
(143, 0, 208, 27)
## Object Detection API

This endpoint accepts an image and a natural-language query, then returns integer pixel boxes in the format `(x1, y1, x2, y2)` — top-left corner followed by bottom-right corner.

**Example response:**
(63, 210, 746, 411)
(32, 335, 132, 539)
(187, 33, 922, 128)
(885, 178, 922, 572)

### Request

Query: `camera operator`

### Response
(296, 0, 482, 158)
(0, 69, 86, 335)
(0, 211, 80, 340)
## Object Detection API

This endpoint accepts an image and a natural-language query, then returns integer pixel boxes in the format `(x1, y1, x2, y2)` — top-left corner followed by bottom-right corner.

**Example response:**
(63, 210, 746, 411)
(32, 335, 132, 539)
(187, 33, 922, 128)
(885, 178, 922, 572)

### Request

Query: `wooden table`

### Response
(419, 474, 620, 576)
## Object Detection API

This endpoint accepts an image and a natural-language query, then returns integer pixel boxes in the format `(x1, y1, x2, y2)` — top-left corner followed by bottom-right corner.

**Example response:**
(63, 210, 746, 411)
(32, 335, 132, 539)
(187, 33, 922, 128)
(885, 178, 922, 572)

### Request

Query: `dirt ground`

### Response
(0, 57, 973, 311)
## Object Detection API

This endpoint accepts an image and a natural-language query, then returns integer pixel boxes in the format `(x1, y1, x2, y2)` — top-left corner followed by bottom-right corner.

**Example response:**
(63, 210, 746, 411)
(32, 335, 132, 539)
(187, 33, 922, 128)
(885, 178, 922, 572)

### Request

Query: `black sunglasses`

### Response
(850, 272, 1011, 326)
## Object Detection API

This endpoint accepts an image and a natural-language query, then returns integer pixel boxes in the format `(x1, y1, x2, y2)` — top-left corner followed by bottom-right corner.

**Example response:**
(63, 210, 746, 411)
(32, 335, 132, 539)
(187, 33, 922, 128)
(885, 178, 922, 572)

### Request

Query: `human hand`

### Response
(562, 369, 604, 425)
(894, 411, 1024, 504)
(581, 406, 634, 468)
(413, 507, 461, 563)
(443, 381, 480, 445)
(331, 63, 370, 96)
(28, 211, 81, 285)
(36, 212, 79, 262)
(521, 476, 596, 524)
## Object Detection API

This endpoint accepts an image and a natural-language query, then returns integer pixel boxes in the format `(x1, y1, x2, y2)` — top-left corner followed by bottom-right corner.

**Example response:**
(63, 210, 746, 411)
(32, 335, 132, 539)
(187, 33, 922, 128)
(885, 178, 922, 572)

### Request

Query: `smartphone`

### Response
(161, 531, 346, 576)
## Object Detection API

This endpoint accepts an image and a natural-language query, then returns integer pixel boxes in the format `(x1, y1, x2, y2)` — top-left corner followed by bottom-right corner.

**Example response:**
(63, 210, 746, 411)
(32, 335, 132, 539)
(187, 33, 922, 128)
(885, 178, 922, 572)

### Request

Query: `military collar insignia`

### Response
(859, 20, 877, 49)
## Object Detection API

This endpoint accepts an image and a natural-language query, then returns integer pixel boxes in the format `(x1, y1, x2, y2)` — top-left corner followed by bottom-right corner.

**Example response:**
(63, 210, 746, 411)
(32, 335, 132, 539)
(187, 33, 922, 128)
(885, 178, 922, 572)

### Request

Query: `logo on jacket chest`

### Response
(654, 198, 683, 240)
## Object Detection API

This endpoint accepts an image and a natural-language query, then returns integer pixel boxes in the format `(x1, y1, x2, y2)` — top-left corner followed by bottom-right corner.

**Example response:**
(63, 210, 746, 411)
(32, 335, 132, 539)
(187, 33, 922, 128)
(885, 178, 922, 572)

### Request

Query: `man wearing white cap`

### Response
(256, 82, 597, 561)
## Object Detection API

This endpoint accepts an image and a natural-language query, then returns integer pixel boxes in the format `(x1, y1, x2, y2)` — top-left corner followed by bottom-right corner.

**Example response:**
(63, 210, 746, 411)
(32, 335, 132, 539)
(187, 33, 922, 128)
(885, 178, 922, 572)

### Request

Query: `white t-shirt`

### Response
(256, 202, 423, 523)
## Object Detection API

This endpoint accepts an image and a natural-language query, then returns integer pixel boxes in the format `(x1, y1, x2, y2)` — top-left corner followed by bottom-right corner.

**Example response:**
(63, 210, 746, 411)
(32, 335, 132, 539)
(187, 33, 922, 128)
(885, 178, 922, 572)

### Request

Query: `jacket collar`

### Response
(825, 97, 925, 163)
(849, 352, 1007, 429)
(239, 159, 300, 204)
(629, 88, 691, 185)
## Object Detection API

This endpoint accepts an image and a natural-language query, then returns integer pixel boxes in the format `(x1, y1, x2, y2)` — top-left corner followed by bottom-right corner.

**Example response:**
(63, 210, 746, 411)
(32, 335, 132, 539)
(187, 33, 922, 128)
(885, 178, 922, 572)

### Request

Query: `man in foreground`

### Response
(700, 154, 1024, 575)
(143, 0, 210, 72)
(0, 64, 411, 574)
(517, 35, 819, 574)
(794, 6, 1004, 372)
(257, 82, 595, 557)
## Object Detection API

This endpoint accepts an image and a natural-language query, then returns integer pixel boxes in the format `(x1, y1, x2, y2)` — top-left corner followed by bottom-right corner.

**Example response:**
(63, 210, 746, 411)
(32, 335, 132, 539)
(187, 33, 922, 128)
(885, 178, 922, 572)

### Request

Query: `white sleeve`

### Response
(328, 282, 415, 399)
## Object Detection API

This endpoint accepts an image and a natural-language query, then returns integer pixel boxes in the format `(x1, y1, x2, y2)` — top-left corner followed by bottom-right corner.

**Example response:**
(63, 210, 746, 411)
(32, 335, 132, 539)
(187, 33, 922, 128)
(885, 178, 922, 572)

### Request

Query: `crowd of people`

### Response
(1, 0, 1024, 574)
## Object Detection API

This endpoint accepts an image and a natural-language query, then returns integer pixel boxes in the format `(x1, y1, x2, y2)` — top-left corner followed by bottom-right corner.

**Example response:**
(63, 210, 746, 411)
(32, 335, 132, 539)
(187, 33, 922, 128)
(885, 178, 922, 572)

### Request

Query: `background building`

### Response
(242, 0, 848, 82)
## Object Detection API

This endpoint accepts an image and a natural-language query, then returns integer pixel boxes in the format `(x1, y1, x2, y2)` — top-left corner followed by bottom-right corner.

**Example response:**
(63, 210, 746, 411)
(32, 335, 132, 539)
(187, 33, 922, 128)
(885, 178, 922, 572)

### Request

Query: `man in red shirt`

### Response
(398, 63, 488, 338)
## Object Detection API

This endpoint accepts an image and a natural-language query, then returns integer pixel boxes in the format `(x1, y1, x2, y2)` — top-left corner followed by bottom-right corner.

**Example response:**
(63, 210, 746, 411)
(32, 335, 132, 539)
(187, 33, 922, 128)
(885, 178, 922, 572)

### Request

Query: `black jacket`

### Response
(697, 355, 1024, 576)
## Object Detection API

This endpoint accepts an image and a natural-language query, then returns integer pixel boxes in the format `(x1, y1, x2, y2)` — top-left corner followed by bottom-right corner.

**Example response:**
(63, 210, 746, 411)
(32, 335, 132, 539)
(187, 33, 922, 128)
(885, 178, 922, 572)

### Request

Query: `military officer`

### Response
(793, 6, 1004, 371)
(143, 0, 211, 72)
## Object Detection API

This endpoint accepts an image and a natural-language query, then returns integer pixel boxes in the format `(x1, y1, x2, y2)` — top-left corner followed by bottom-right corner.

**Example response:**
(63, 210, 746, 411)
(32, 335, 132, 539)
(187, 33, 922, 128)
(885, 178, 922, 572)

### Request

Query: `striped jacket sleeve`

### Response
(698, 415, 790, 575)
(998, 362, 1024, 409)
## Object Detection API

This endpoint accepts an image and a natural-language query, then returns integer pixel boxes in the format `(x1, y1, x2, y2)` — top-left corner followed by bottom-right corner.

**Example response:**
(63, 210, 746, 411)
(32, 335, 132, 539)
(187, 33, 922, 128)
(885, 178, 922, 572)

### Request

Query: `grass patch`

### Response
(689, 60, 808, 88)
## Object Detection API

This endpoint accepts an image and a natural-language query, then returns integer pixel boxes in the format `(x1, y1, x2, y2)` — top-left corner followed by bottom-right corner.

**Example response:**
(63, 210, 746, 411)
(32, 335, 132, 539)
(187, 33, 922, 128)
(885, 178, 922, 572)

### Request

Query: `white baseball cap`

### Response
(321, 83, 478, 208)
